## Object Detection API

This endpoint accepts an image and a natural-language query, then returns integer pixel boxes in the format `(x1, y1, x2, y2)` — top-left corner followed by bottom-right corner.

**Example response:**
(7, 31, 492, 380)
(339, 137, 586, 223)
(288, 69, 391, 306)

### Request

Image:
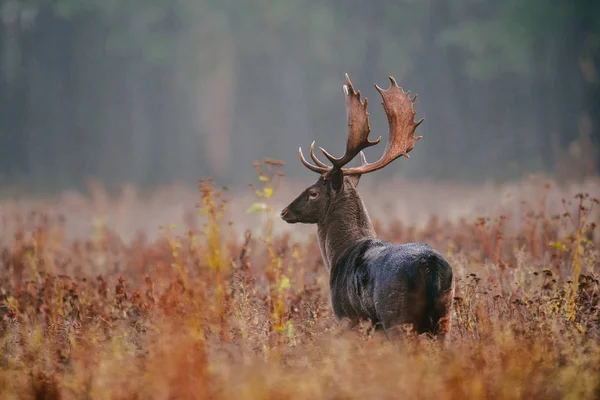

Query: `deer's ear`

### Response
(347, 174, 361, 187)
(329, 169, 344, 192)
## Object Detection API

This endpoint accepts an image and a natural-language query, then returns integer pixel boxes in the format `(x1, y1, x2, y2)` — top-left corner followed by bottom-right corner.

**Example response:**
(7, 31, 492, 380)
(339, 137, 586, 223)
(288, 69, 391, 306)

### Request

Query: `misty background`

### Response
(0, 0, 599, 194)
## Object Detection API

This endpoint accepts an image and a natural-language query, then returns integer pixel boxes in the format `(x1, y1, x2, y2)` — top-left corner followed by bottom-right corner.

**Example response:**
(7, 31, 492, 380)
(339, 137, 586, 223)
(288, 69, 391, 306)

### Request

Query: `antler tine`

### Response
(318, 73, 381, 170)
(359, 151, 367, 165)
(299, 145, 329, 174)
(344, 151, 369, 176)
(342, 76, 424, 175)
(309, 141, 330, 168)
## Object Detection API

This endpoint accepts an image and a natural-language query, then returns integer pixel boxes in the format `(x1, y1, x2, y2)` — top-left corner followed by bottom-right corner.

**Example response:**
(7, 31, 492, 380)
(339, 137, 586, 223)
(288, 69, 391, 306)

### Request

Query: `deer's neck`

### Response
(316, 189, 376, 271)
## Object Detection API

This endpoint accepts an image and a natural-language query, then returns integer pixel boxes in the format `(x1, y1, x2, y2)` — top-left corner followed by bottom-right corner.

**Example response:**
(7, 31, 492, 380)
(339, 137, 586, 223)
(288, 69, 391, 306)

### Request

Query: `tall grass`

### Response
(0, 167, 598, 399)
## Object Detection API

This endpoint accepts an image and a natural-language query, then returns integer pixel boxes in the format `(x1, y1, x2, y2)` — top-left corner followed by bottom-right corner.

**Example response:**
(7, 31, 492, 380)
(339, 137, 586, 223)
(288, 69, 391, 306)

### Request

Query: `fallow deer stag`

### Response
(280, 74, 454, 340)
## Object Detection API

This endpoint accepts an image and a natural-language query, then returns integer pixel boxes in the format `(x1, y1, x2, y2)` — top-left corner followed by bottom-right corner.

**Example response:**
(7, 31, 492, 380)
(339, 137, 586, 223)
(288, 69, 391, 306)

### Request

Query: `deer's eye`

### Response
(308, 190, 319, 200)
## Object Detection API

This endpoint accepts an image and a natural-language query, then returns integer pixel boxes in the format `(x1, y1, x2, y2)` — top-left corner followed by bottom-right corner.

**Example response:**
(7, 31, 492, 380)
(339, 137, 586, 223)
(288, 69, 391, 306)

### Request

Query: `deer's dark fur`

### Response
(281, 169, 454, 339)
(281, 74, 454, 340)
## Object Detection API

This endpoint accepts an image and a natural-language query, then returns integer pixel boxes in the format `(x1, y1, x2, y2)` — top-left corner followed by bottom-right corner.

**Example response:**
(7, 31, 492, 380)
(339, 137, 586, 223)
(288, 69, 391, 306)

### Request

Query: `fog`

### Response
(0, 0, 599, 194)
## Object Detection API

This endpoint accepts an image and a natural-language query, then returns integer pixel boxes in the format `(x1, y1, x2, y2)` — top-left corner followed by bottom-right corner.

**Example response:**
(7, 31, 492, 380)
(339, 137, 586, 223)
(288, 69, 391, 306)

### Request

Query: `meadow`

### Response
(0, 161, 599, 399)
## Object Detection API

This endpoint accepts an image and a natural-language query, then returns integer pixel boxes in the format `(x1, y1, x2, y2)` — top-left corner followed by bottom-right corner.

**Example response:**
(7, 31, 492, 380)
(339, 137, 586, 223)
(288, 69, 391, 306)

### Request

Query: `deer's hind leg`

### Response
(431, 286, 454, 344)
(378, 286, 426, 341)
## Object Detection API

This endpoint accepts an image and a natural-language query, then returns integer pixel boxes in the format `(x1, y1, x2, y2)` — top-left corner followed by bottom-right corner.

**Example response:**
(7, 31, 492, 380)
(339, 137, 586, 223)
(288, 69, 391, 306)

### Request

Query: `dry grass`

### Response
(0, 164, 599, 399)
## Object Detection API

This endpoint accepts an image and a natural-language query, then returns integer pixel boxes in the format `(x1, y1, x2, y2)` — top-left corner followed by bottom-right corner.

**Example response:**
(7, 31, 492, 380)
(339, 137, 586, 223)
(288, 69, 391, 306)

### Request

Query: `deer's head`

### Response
(281, 74, 424, 225)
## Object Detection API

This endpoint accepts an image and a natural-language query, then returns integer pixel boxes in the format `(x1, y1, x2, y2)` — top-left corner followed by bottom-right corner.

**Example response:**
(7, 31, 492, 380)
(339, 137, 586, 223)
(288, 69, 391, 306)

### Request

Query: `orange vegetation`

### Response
(0, 165, 599, 399)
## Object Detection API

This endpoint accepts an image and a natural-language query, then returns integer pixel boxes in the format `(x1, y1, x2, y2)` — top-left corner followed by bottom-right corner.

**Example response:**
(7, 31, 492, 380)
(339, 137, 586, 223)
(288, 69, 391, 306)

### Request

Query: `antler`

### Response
(298, 141, 329, 173)
(342, 76, 423, 175)
(298, 74, 423, 176)
(299, 73, 380, 174)
(318, 73, 381, 169)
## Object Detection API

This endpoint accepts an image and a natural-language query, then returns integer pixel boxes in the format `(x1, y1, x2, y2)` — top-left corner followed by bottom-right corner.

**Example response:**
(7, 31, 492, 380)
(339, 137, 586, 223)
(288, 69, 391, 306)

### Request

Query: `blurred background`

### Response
(0, 0, 599, 194)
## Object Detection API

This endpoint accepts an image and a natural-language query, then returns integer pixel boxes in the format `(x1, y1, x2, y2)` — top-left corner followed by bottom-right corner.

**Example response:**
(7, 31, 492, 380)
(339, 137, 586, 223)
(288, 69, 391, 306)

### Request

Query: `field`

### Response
(0, 163, 599, 399)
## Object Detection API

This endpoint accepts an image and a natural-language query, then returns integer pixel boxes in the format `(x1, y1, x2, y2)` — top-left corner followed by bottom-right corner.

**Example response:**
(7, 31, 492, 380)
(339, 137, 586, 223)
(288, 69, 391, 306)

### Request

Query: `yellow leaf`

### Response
(246, 202, 267, 214)
(549, 241, 568, 252)
(280, 276, 291, 290)
(291, 248, 299, 259)
(264, 187, 273, 198)
(259, 175, 269, 182)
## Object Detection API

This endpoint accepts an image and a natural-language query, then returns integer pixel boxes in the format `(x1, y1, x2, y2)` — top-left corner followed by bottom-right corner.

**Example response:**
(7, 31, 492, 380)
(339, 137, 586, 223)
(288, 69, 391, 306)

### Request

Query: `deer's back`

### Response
(330, 239, 453, 330)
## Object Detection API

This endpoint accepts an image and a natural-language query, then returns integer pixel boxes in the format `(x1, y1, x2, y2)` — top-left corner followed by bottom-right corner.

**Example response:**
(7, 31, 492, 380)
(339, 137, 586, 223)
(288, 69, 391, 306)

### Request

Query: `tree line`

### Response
(0, 0, 598, 193)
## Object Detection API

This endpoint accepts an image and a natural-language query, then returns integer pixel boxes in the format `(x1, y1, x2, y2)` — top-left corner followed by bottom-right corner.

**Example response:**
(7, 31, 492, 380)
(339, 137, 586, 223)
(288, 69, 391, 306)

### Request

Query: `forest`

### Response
(0, 0, 599, 191)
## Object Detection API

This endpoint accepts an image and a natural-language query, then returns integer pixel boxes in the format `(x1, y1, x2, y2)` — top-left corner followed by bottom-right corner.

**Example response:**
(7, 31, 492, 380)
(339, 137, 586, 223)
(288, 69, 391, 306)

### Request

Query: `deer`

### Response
(280, 74, 454, 341)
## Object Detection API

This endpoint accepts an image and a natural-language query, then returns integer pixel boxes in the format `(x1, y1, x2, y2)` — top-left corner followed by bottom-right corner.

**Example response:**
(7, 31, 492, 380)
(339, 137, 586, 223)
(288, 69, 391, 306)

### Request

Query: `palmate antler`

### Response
(299, 73, 424, 176)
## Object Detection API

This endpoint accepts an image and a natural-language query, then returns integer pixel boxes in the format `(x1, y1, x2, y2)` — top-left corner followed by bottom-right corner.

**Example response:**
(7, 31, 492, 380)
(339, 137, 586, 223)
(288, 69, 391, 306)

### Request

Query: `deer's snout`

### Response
(280, 207, 298, 223)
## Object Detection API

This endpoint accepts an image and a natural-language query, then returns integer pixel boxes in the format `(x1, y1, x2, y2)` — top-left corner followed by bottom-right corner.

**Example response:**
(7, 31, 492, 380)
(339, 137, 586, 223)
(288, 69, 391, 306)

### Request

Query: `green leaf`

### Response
(286, 321, 295, 339)
(280, 276, 291, 290)
(549, 241, 568, 252)
(246, 202, 268, 214)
